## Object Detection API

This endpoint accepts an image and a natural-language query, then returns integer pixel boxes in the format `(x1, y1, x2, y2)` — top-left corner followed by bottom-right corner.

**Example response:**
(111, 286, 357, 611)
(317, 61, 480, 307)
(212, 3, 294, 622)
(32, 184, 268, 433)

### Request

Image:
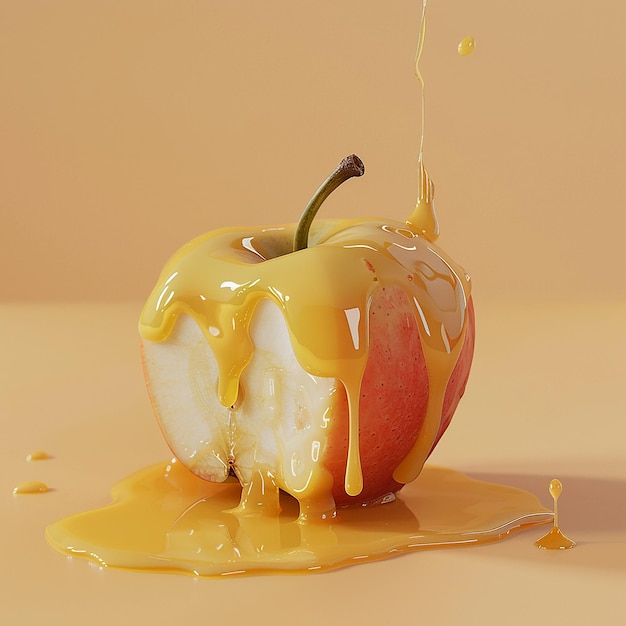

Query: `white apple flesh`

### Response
(142, 298, 338, 517)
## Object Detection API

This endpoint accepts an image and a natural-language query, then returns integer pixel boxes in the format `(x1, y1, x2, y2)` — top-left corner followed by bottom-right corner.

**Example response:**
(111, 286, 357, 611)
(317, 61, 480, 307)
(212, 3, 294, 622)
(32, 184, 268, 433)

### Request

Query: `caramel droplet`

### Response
(549, 478, 562, 500)
(458, 36, 475, 56)
(535, 478, 576, 550)
(13, 480, 49, 494)
(26, 450, 51, 462)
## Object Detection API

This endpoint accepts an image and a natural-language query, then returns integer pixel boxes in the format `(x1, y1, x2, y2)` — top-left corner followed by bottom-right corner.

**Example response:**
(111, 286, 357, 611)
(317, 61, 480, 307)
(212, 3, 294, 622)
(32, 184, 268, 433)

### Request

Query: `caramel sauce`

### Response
(26, 450, 51, 461)
(44, 1, 549, 580)
(458, 36, 476, 56)
(535, 479, 576, 550)
(46, 460, 552, 576)
(139, 218, 471, 500)
(13, 480, 49, 494)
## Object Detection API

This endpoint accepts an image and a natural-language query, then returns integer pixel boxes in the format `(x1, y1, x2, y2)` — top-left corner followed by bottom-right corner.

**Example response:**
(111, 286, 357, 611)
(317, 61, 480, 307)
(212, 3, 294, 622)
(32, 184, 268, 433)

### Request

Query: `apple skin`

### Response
(322, 286, 475, 506)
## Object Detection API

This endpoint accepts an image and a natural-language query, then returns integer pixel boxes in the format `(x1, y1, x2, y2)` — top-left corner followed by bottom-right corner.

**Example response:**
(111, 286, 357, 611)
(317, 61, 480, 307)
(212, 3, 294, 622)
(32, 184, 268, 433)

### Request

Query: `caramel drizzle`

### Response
(139, 219, 470, 497)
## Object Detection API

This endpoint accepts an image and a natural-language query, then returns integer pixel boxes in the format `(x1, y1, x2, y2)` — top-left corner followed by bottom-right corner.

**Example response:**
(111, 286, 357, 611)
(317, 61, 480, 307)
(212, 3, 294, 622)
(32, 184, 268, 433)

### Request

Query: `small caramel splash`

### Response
(458, 36, 475, 56)
(535, 478, 576, 550)
(26, 450, 51, 462)
(13, 480, 49, 494)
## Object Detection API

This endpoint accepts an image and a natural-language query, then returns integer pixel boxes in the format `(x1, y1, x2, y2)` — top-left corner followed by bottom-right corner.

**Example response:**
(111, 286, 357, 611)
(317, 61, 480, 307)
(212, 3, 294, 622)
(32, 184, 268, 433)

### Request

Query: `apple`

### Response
(139, 155, 474, 521)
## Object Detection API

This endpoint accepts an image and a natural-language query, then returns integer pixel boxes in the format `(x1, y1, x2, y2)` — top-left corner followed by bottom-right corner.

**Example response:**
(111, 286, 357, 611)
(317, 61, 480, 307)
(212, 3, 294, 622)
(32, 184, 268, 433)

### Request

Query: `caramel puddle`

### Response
(46, 460, 552, 576)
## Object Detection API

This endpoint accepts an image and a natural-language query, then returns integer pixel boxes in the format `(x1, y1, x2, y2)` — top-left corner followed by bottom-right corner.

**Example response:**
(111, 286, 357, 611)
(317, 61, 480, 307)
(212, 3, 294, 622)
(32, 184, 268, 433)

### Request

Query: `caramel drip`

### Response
(535, 479, 576, 550)
(407, 163, 439, 242)
(139, 218, 471, 499)
(343, 369, 365, 496)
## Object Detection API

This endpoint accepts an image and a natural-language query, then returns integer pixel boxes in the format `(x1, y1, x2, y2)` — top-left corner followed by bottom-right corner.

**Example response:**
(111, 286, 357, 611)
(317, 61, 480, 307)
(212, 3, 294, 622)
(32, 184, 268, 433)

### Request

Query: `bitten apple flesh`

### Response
(139, 218, 475, 518)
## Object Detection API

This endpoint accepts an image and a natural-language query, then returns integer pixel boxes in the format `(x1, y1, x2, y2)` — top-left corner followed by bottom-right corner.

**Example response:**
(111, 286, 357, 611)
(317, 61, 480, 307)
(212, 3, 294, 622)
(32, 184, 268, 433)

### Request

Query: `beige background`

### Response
(1, 0, 624, 303)
(1, 1, 625, 625)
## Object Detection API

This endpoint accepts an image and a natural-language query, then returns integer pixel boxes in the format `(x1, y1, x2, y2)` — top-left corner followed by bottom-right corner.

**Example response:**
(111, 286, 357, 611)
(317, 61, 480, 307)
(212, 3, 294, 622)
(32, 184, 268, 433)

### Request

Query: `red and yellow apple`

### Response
(139, 156, 474, 521)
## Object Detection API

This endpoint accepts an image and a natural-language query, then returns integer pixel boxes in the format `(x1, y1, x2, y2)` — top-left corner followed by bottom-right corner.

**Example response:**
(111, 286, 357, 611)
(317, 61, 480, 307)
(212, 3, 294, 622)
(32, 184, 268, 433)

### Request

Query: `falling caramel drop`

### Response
(458, 36, 476, 56)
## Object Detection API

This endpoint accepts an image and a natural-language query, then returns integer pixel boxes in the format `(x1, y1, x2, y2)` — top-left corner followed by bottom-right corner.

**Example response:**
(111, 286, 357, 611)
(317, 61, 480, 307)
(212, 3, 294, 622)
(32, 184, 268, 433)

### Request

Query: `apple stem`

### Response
(293, 154, 365, 252)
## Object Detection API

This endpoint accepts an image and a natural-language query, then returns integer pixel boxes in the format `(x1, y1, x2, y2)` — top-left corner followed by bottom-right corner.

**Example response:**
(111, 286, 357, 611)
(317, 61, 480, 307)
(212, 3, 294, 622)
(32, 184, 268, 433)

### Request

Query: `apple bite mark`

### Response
(141, 301, 340, 521)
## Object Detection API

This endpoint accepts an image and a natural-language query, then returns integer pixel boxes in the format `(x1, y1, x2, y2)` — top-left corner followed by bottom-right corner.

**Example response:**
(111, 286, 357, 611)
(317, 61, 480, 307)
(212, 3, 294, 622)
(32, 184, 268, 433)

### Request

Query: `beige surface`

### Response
(1, 300, 625, 625)
(1, 0, 625, 303)
(1, 1, 625, 624)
